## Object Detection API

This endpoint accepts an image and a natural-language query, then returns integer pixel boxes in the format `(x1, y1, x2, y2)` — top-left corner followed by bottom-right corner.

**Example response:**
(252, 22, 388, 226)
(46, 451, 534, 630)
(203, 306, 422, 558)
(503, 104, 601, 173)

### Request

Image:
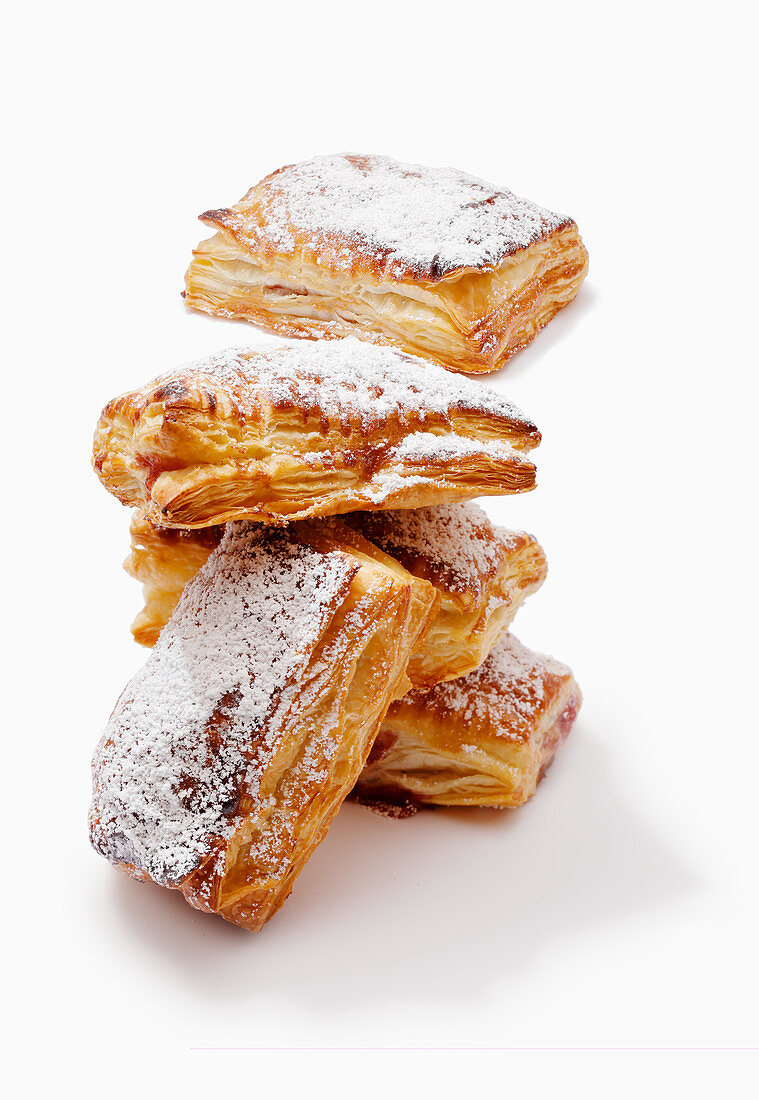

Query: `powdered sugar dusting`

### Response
(391, 432, 528, 463)
(406, 633, 572, 740)
(241, 154, 571, 279)
(351, 502, 529, 596)
(89, 522, 356, 885)
(152, 337, 535, 435)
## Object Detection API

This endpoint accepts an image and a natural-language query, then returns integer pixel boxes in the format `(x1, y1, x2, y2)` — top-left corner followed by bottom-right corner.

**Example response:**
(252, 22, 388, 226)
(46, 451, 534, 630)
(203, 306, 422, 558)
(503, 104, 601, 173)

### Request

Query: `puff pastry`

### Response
(93, 337, 540, 529)
(184, 154, 588, 374)
(90, 520, 438, 932)
(125, 503, 547, 687)
(346, 505, 547, 686)
(125, 518, 225, 647)
(354, 633, 581, 812)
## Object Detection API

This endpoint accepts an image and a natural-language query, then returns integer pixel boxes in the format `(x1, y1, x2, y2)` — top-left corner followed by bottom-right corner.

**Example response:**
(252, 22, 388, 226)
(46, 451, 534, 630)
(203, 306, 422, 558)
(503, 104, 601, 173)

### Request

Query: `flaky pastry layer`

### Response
(346, 505, 547, 685)
(125, 503, 546, 688)
(354, 633, 581, 810)
(90, 521, 437, 932)
(93, 339, 539, 529)
(184, 154, 588, 373)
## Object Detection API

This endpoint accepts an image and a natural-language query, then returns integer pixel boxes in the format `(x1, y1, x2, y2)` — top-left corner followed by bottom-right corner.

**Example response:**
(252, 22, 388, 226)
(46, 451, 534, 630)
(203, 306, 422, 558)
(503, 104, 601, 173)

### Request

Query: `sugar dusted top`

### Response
(351, 502, 531, 599)
(132, 337, 538, 440)
(89, 522, 357, 885)
(401, 633, 573, 741)
(221, 154, 573, 282)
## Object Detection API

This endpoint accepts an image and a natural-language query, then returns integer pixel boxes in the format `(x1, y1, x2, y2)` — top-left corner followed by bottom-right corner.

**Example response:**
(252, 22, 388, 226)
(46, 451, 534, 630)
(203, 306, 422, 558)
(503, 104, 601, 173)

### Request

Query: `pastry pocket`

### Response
(184, 154, 588, 373)
(90, 520, 437, 931)
(353, 633, 581, 811)
(93, 338, 540, 528)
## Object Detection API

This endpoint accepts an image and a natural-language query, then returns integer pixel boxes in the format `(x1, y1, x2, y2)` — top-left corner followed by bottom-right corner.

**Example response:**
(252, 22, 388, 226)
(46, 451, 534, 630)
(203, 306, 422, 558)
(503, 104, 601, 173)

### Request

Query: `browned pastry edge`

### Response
(92, 340, 540, 529)
(352, 633, 581, 809)
(184, 230, 588, 375)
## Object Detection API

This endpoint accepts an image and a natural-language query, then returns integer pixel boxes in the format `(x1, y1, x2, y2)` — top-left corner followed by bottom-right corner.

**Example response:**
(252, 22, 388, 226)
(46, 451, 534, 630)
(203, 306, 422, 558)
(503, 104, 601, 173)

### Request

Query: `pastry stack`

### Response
(89, 155, 587, 932)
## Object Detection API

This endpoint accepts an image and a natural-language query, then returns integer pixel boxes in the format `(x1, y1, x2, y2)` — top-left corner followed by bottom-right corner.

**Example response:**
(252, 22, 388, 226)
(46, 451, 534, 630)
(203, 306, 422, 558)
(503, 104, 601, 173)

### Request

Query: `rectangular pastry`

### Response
(93, 337, 540, 528)
(184, 154, 588, 373)
(125, 502, 547, 687)
(354, 633, 581, 812)
(90, 520, 438, 932)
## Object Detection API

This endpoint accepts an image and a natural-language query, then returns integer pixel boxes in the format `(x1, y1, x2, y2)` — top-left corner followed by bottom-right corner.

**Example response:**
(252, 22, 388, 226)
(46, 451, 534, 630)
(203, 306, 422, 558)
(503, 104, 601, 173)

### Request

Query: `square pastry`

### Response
(184, 154, 588, 373)
(354, 633, 581, 811)
(90, 520, 437, 931)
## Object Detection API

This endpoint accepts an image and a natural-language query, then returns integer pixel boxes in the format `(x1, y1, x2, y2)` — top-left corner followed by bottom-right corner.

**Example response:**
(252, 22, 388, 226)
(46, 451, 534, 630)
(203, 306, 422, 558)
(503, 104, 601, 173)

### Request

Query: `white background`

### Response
(4, 1, 757, 1095)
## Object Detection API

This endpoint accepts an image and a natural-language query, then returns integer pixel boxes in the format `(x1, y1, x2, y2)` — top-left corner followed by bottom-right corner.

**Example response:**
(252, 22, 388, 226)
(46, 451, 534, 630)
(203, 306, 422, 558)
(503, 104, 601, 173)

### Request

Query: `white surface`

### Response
(4, 0, 757, 1093)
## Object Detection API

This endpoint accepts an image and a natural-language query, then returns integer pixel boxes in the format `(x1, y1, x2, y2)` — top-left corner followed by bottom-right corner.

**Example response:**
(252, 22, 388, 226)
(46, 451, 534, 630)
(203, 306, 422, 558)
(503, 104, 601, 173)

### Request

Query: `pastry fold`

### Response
(93, 338, 540, 529)
(125, 502, 547, 688)
(184, 154, 588, 374)
(90, 520, 438, 932)
(354, 633, 581, 811)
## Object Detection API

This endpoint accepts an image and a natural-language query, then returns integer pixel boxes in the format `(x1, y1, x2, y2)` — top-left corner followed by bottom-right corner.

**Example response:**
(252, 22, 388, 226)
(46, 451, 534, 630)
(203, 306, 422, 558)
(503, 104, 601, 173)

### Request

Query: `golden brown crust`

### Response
(125, 503, 546, 688)
(197, 153, 576, 285)
(346, 505, 541, 612)
(346, 505, 548, 685)
(354, 633, 581, 809)
(125, 515, 226, 646)
(90, 521, 438, 932)
(93, 340, 539, 529)
(183, 154, 588, 373)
